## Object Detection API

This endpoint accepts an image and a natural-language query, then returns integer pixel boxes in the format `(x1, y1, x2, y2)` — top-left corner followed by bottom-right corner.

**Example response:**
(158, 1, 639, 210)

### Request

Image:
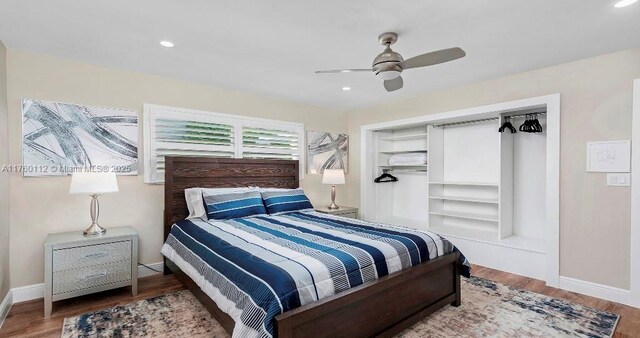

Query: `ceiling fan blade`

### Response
(400, 47, 466, 70)
(315, 69, 372, 74)
(384, 76, 403, 92)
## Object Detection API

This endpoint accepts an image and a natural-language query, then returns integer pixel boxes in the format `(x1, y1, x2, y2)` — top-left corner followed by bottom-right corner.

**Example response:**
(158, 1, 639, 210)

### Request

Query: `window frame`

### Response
(143, 104, 305, 184)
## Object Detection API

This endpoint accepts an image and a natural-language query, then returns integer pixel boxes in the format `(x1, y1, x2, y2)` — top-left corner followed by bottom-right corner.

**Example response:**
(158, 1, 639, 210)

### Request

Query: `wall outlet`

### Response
(607, 173, 631, 186)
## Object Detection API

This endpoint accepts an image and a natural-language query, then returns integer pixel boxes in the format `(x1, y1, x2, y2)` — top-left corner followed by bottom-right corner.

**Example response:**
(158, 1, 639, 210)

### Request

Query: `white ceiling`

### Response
(0, 0, 639, 110)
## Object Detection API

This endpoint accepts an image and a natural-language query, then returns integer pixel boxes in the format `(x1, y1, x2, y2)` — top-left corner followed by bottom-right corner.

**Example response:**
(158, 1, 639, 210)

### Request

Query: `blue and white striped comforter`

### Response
(161, 211, 469, 338)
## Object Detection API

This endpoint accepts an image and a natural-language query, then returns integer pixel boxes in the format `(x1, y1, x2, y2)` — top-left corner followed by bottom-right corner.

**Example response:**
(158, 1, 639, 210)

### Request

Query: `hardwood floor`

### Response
(0, 275, 185, 338)
(1, 266, 638, 337)
(473, 266, 640, 338)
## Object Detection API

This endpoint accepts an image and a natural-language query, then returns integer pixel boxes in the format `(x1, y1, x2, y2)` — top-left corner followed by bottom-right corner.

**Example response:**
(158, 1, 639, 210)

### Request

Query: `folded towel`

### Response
(388, 152, 428, 166)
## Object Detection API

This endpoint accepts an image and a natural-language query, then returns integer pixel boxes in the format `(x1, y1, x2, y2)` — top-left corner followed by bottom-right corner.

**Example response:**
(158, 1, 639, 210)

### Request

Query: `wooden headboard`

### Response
(163, 157, 299, 243)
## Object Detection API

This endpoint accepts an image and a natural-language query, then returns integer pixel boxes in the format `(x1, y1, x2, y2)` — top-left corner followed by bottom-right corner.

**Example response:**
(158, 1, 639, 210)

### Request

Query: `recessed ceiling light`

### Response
(160, 40, 175, 48)
(342, 87, 351, 91)
(614, 0, 637, 7)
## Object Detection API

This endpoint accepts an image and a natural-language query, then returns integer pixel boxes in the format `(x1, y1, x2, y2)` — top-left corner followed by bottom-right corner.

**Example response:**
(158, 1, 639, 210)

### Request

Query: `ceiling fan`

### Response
(315, 32, 466, 92)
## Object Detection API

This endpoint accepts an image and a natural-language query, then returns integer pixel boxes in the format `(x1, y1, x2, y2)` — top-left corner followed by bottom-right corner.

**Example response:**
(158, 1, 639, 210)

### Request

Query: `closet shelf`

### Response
(428, 181, 499, 187)
(379, 149, 428, 154)
(379, 133, 428, 141)
(429, 210, 498, 222)
(429, 224, 498, 242)
(429, 224, 546, 253)
(429, 196, 499, 204)
(378, 216, 428, 230)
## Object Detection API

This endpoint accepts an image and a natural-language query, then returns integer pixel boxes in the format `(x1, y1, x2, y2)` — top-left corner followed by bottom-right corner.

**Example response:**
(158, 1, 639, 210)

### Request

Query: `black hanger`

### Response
(374, 170, 398, 183)
(519, 114, 529, 132)
(519, 114, 538, 133)
(518, 113, 544, 133)
(532, 113, 543, 133)
(498, 116, 517, 133)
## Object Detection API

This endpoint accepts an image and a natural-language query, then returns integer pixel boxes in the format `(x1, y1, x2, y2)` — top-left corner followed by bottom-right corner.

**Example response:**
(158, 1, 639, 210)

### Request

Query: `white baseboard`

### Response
(0, 291, 13, 329)
(558, 276, 638, 308)
(11, 283, 44, 303)
(137, 262, 164, 278)
(10, 262, 165, 304)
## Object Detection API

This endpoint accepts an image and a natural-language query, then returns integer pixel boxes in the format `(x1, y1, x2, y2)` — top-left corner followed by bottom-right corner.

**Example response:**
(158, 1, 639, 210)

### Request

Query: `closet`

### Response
(373, 125, 430, 228)
(428, 119, 501, 239)
(363, 102, 555, 282)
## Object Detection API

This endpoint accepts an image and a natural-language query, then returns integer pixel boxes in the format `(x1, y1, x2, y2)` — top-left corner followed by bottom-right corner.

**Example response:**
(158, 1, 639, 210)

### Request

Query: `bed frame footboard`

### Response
(275, 252, 461, 338)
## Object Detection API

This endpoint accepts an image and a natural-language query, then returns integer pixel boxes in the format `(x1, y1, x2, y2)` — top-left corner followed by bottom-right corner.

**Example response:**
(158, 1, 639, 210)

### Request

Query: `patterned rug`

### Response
(61, 277, 619, 338)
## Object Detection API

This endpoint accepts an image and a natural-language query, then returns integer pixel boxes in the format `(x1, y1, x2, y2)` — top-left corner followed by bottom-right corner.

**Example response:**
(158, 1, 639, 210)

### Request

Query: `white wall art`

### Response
(306, 130, 348, 174)
(586, 140, 631, 173)
(22, 99, 138, 176)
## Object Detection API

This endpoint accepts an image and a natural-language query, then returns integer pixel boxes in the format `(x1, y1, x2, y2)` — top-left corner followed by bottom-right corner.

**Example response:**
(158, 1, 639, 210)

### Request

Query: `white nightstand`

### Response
(315, 206, 359, 219)
(44, 226, 138, 317)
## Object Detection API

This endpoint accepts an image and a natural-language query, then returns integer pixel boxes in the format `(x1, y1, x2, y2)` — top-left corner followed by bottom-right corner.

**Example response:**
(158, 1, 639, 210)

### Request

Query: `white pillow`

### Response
(185, 187, 256, 219)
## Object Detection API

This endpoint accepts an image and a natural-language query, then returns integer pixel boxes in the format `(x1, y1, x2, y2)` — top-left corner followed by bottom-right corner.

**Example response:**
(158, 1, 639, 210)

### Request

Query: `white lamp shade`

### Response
(69, 172, 119, 194)
(322, 169, 345, 185)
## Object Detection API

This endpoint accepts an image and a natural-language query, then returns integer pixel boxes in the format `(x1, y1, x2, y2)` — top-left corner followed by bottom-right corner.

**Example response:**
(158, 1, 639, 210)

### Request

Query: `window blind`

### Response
(144, 105, 304, 183)
(242, 126, 300, 160)
(152, 119, 235, 179)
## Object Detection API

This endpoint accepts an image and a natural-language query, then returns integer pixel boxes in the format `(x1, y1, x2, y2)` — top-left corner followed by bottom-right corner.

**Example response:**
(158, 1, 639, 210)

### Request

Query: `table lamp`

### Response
(322, 169, 345, 209)
(69, 172, 119, 236)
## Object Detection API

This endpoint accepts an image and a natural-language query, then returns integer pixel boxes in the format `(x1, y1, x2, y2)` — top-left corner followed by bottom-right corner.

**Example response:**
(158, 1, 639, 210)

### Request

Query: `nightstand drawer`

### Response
(52, 240, 131, 272)
(53, 260, 131, 295)
(315, 206, 358, 219)
(335, 212, 357, 219)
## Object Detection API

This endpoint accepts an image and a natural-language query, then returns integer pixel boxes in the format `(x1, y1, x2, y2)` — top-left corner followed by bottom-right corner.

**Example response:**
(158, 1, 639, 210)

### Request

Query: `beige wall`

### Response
(4, 47, 639, 291)
(6, 50, 346, 288)
(0, 40, 10, 301)
(347, 48, 640, 289)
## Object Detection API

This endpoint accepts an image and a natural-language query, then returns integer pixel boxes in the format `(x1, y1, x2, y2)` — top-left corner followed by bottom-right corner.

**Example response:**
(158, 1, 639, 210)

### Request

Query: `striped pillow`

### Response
(185, 187, 256, 219)
(202, 191, 267, 220)
(261, 189, 314, 215)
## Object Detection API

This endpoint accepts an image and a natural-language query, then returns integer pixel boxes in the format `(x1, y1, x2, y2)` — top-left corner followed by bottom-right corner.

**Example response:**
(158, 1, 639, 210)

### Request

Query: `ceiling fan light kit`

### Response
(316, 32, 466, 92)
(378, 70, 402, 80)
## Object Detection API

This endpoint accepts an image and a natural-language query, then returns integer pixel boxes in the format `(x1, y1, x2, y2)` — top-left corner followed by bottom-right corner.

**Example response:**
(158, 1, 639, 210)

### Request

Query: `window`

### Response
(143, 104, 304, 183)
(242, 125, 300, 160)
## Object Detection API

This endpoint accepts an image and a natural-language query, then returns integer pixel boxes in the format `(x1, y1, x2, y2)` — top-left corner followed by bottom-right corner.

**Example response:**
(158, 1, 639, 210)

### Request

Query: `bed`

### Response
(162, 157, 469, 338)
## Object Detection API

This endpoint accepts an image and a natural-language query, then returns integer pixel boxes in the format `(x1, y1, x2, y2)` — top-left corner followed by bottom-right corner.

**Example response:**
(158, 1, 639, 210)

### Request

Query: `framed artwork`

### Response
(586, 140, 631, 173)
(22, 99, 138, 176)
(306, 130, 348, 174)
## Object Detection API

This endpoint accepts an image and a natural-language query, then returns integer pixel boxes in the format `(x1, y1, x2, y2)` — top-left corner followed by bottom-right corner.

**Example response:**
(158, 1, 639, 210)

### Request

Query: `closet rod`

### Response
(506, 111, 547, 118)
(433, 111, 547, 128)
(433, 117, 498, 128)
(382, 168, 428, 172)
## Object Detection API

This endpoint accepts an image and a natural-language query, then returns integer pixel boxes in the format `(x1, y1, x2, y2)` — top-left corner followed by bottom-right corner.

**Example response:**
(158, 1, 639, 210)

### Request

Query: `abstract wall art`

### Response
(22, 99, 138, 176)
(306, 130, 348, 174)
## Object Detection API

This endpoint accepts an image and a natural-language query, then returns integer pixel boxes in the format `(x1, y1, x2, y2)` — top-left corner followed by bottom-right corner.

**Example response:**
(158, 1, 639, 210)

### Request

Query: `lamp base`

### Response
(327, 185, 339, 209)
(83, 194, 106, 236)
(327, 202, 340, 210)
(83, 223, 106, 236)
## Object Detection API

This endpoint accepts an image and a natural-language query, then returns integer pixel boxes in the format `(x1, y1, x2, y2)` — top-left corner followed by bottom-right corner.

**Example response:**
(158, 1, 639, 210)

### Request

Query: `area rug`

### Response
(61, 277, 619, 338)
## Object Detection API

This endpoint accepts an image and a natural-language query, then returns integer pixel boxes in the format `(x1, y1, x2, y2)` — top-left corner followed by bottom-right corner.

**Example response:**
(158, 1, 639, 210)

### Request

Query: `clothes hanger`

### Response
(374, 171, 398, 183)
(518, 115, 527, 132)
(532, 113, 543, 133)
(520, 114, 534, 133)
(374, 170, 399, 183)
(498, 116, 517, 133)
(528, 115, 535, 132)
